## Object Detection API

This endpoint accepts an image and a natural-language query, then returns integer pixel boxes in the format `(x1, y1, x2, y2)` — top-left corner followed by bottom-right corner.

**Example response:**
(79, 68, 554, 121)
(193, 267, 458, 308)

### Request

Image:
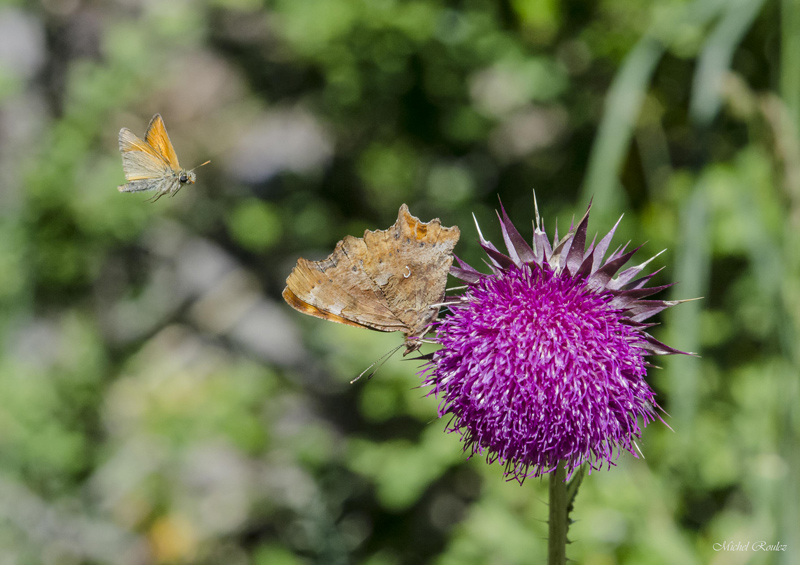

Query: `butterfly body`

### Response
(283, 204, 460, 355)
(117, 114, 205, 202)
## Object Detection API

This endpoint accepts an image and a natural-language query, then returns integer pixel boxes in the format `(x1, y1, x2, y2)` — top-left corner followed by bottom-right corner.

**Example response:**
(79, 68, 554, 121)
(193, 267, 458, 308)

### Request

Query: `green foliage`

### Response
(226, 199, 283, 252)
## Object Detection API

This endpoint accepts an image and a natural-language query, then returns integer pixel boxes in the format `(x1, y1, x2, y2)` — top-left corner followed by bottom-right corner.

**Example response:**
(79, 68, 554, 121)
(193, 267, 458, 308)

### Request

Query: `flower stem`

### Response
(548, 460, 567, 565)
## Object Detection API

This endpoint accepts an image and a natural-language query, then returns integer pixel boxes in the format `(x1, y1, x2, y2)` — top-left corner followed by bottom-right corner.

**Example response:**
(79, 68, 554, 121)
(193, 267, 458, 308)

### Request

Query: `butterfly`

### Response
(117, 113, 209, 202)
(283, 204, 460, 356)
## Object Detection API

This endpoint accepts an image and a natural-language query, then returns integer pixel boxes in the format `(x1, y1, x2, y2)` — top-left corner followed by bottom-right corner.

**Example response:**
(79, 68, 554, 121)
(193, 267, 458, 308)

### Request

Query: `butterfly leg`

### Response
(169, 181, 184, 198)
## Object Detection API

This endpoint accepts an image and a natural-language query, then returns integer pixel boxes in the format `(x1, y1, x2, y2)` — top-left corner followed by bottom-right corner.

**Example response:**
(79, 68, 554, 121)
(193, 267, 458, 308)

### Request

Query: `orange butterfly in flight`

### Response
(117, 113, 209, 202)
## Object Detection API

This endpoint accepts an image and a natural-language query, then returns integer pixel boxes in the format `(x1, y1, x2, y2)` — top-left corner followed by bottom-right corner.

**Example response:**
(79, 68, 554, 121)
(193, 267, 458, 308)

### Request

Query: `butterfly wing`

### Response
(117, 126, 174, 193)
(283, 239, 409, 333)
(144, 114, 181, 170)
(360, 204, 460, 339)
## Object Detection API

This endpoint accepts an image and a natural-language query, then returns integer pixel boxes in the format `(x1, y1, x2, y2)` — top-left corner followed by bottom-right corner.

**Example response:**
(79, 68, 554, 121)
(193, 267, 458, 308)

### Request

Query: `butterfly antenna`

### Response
(351, 343, 404, 384)
(189, 160, 211, 172)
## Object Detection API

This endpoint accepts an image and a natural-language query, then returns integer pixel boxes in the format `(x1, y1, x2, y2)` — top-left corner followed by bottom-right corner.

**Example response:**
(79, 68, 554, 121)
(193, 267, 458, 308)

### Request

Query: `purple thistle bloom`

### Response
(421, 198, 691, 481)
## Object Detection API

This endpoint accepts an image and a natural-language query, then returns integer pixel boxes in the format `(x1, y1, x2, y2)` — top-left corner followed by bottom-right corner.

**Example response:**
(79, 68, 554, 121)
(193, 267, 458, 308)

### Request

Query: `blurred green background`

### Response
(0, 0, 797, 563)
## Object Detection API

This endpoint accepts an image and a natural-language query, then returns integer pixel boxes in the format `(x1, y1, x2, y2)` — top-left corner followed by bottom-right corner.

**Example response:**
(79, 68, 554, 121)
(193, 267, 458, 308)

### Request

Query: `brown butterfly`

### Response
(283, 204, 460, 355)
(117, 113, 209, 202)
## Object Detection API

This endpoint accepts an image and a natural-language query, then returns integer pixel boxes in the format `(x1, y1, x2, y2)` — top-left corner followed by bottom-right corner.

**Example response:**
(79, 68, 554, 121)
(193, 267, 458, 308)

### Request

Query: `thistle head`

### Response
(422, 197, 691, 481)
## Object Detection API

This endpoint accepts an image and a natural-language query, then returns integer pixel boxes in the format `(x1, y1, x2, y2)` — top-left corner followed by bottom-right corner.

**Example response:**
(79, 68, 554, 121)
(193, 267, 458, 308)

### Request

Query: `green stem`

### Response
(548, 461, 567, 565)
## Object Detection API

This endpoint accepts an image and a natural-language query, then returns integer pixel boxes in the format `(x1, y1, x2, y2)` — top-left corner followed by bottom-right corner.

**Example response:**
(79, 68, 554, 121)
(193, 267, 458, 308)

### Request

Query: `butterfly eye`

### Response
(179, 174, 188, 183)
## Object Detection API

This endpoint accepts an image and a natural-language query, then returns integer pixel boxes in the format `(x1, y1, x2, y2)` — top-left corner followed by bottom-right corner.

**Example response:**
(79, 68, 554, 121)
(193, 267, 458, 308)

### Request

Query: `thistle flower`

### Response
(422, 198, 690, 481)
